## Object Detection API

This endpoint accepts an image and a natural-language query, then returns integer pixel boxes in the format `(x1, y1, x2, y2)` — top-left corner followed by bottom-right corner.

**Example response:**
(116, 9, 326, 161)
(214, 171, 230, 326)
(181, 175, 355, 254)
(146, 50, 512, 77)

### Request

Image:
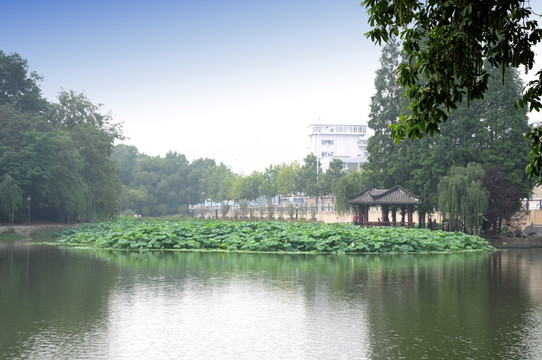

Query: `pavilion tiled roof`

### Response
(348, 185, 422, 205)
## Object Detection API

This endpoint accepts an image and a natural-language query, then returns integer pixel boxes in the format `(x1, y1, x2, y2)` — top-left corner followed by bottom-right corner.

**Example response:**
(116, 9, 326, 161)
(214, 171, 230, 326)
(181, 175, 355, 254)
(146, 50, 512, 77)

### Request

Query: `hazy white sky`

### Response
(2, 1, 541, 174)
(2, 0, 380, 174)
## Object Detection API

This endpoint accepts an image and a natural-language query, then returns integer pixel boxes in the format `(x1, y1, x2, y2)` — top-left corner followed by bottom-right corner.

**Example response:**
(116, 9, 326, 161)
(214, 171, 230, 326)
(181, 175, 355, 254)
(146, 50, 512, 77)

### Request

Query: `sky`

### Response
(2, 1, 541, 174)
(2, 0, 380, 174)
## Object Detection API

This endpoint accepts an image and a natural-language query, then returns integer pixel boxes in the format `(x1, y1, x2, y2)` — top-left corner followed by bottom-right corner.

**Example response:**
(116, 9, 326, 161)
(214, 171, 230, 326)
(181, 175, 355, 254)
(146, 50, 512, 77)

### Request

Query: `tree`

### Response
(483, 167, 525, 234)
(277, 162, 300, 198)
(0, 53, 126, 222)
(120, 186, 147, 214)
(361, 1, 542, 181)
(320, 158, 344, 196)
(239, 171, 264, 202)
(112, 144, 140, 186)
(189, 157, 217, 204)
(333, 169, 371, 215)
(48, 90, 122, 139)
(296, 154, 320, 198)
(68, 124, 121, 219)
(366, 37, 404, 188)
(0, 104, 50, 149)
(0, 104, 95, 222)
(0, 51, 47, 113)
(259, 164, 282, 201)
(0, 174, 23, 223)
(48, 91, 123, 219)
(438, 163, 488, 234)
(366, 37, 533, 215)
(206, 163, 236, 203)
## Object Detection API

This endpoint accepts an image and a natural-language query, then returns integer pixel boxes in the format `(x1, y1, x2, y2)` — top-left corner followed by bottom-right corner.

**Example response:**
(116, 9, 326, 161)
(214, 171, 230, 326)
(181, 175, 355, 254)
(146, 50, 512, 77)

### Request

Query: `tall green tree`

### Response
(0, 53, 124, 222)
(68, 123, 121, 219)
(48, 90, 122, 138)
(0, 174, 23, 223)
(366, 37, 403, 188)
(112, 144, 140, 186)
(296, 154, 320, 198)
(277, 162, 300, 198)
(482, 167, 525, 234)
(0, 105, 92, 222)
(239, 171, 264, 202)
(321, 158, 344, 196)
(206, 163, 236, 203)
(259, 164, 282, 201)
(128, 152, 204, 216)
(333, 169, 372, 215)
(367, 39, 533, 214)
(361, 0, 542, 181)
(438, 163, 488, 234)
(189, 157, 217, 204)
(0, 51, 47, 113)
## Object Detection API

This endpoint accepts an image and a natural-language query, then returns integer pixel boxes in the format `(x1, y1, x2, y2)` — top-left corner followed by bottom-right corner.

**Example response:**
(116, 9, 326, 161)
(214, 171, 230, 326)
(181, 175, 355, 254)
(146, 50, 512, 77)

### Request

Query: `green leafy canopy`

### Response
(361, 0, 542, 180)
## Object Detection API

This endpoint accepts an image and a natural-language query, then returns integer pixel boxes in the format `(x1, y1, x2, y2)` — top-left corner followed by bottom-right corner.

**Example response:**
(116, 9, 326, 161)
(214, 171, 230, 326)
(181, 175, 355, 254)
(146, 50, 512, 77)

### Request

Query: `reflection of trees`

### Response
(365, 251, 538, 359)
(0, 245, 118, 358)
(3, 247, 540, 358)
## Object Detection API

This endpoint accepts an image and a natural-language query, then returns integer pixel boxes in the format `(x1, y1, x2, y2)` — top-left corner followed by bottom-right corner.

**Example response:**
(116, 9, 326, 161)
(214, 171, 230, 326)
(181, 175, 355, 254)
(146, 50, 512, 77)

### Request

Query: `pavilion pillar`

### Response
(407, 205, 413, 227)
(381, 205, 390, 224)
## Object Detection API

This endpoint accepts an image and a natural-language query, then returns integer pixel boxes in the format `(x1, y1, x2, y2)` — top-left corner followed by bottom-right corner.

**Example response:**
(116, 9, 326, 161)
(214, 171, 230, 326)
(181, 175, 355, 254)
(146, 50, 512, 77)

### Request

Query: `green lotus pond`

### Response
(56, 218, 494, 253)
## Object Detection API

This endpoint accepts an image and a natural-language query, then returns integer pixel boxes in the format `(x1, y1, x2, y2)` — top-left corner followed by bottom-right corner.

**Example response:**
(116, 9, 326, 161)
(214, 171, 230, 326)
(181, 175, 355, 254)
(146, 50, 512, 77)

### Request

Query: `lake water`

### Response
(1, 241, 541, 359)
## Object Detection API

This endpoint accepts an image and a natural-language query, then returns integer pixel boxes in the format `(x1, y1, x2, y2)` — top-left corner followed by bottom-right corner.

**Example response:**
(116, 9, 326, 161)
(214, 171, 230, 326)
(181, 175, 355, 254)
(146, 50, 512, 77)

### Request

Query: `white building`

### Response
(308, 123, 368, 172)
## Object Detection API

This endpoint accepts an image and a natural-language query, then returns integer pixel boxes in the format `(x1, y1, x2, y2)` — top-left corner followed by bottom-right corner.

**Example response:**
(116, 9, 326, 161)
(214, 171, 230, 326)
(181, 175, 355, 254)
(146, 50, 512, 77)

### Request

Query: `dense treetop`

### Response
(361, 0, 542, 180)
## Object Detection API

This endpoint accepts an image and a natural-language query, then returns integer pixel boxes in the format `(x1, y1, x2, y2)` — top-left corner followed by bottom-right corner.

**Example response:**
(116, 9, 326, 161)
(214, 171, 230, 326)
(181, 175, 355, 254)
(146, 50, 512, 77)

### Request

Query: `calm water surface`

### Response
(1, 240, 541, 359)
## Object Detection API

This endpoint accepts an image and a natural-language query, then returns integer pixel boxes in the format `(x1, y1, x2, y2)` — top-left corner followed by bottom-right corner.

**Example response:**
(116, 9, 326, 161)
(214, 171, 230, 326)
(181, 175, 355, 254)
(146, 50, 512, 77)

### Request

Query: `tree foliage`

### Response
(333, 169, 372, 215)
(0, 174, 23, 223)
(483, 166, 525, 234)
(321, 158, 344, 196)
(438, 163, 488, 234)
(0, 51, 47, 113)
(361, 0, 542, 181)
(0, 53, 123, 222)
(296, 154, 321, 198)
(366, 38, 533, 217)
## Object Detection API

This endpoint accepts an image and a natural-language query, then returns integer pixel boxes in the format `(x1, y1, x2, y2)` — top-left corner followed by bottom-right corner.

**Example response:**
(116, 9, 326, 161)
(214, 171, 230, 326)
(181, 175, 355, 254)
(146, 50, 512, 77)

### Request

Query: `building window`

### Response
(322, 140, 334, 145)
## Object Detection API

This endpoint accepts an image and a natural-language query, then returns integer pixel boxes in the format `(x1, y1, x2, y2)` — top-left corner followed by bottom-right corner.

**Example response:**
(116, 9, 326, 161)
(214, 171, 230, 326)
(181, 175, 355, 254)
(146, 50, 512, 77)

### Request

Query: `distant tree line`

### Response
(113, 147, 348, 217)
(0, 48, 535, 236)
(0, 51, 121, 223)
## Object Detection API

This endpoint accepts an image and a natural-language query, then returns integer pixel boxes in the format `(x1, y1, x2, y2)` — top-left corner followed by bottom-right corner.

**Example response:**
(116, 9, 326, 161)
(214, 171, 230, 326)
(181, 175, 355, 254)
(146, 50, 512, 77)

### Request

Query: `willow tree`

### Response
(438, 163, 488, 234)
(0, 174, 23, 223)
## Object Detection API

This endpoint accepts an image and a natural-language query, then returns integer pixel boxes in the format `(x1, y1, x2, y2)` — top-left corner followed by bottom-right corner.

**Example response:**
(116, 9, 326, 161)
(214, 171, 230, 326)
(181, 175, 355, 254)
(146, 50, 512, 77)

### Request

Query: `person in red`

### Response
(353, 214, 358, 225)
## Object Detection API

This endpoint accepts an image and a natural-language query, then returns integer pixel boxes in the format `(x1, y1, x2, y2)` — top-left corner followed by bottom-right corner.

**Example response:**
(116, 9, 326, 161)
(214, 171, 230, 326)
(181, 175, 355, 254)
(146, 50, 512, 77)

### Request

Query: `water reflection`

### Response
(1, 244, 542, 359)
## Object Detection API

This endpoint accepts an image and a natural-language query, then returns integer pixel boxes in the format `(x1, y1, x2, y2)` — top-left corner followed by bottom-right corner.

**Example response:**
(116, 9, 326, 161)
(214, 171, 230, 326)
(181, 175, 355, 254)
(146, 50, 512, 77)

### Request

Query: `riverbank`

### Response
(0, 224, 68, 236)
(483, 235, 542, 248)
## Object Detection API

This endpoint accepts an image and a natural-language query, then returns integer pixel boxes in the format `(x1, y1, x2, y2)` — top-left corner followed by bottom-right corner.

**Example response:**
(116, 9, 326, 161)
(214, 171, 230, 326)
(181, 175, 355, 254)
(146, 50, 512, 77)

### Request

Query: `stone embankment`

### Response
(484, 235, 542, 248)
(0, 224, 68, 236)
